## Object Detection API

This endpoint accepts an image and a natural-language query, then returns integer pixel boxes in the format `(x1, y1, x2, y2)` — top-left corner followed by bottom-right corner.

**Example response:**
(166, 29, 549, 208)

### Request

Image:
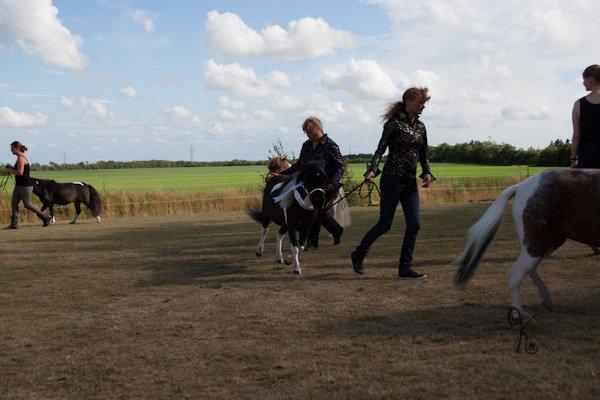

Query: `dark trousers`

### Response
(356, 175, 420, 269)
(307, 210, 343, 246)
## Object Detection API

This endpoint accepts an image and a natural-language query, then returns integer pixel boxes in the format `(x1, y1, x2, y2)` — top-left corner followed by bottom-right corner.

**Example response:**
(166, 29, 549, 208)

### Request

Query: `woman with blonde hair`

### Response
(4, 141, 51, 229)
(282, 116, 345, 249)
(351, 87, 434, 279)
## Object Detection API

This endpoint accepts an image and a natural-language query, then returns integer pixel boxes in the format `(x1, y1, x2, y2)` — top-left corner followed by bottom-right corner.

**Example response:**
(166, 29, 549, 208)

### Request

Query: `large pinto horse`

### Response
(32, 178, 103, 224)
(248, 162, 327, 276)
(455, 169, 600, 318)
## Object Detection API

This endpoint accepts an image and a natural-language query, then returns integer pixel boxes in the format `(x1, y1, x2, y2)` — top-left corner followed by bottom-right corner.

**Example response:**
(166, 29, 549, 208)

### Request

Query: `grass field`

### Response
(10, 163, 549, 192)
(2, 205, 599, 399)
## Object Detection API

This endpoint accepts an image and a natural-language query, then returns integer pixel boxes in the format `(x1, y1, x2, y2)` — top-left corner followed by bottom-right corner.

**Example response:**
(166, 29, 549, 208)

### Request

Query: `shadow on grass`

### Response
(319, 291, 600, 342)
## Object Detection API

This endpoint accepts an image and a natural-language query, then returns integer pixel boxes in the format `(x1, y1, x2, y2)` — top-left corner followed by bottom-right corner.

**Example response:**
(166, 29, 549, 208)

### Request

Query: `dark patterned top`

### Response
(368, 107, 434, 180)
(578, 97, 600, 168)
(284, 134, 345, 187)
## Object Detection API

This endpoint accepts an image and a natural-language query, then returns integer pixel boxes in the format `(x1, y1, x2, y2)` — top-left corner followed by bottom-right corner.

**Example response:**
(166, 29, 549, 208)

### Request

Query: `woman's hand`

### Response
(422, 173, 432, 188)
(363, 171, 375, 182)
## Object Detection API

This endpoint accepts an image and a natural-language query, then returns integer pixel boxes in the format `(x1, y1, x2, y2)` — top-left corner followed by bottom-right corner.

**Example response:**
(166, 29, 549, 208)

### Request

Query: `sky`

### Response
(0, 0, 598, 164)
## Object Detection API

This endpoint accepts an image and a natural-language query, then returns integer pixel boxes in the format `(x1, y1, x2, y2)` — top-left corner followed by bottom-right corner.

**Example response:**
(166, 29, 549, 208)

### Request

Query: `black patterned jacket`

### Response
(368, 107, 434, 181)
(284, 134, 345, 187)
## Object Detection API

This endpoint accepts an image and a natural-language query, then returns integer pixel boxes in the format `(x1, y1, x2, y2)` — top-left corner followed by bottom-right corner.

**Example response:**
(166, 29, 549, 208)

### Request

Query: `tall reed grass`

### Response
(0, 175, 526, 223)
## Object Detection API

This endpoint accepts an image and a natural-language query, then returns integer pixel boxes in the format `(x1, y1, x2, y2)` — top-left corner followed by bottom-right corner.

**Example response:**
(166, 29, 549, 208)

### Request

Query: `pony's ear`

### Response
(268, 156, 272, 160)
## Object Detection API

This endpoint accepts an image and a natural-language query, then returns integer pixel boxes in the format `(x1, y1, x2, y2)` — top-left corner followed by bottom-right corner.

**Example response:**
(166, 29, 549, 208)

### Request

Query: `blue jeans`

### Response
(357, 175, 420, 269)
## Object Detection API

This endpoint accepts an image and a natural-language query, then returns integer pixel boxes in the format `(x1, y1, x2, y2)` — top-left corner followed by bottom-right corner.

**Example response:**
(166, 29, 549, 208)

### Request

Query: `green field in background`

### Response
(4, 163, 550, 192)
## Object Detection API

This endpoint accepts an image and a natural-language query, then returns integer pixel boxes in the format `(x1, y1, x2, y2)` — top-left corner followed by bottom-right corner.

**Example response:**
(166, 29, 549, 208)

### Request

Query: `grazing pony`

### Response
(248, 162, 327, 275)
(32, 178, 103, 224)
(266, 156, 291, 181)
(455, 169, 600, 318)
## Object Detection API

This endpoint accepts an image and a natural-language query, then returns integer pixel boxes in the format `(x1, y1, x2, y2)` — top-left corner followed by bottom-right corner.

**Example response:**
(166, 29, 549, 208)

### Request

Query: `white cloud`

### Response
(218, 96, 246, 111)
(0, 0, 88, 72)
(205, 11, 355, 59)
(264, 70, 292, 88)
(322, 59, 399, 101)
(500, 106, 551, 122)
(218, 109, 247, 121)
(0, 106, 48, 127)
(119, 86, 136, 98)
(60, 96, 116, 121)
(254, 110, 274, 120)
(203, 59, 276, 99)
(165, 105, 203, 127)
(131, 10, 155, 33)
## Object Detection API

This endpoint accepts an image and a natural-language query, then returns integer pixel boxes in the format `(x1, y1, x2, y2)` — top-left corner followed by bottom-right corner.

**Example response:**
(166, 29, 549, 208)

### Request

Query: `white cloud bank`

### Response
(119, 86, 137, 98)
(0, 0, 88, 72)
(0, 106, 48, 127)
(205, 10, 355, 59)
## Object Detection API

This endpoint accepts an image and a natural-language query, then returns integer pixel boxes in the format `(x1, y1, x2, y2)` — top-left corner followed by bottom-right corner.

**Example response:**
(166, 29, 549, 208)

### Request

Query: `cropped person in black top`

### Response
(5, 141, 51, 229)
(571, 64, 600, 254)
(351, 87, 434, 279)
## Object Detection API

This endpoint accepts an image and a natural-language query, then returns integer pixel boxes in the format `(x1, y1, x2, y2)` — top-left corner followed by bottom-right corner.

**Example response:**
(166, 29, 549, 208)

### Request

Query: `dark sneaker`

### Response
(398, 268, 427, 280)
(351, 249, 365, 275)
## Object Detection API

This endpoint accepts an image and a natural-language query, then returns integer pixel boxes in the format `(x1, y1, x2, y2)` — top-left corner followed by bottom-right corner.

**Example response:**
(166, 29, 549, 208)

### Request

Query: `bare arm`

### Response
(571, 100, 580, 168)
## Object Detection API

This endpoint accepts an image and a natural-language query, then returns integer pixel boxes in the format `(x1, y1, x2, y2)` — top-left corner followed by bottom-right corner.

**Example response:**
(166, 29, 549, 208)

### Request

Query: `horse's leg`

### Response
(529, 266, 554, 310)
(256, 216, 271, 257)
(508, 247, 542, 320)
(49, 204, 55, 224)
(276, 227, 287, 264)
(70, 202, 81, 224)
(287, 227, 301, 276)
(256, 226, 268, 257)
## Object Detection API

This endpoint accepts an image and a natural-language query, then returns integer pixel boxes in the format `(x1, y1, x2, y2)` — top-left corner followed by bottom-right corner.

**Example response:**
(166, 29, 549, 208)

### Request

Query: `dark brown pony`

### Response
(248, 162, 327, 275)
(32, 178, 103, 224)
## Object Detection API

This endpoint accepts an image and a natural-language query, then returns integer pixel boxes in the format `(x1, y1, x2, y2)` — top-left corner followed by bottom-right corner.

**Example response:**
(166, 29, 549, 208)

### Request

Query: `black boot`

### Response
(351, 247, 367, 274)
(7, 215, 18, 229)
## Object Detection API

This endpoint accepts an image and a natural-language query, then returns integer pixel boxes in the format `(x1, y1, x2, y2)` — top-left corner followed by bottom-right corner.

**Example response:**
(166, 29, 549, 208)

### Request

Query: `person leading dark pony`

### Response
(282, 116, 344, 250)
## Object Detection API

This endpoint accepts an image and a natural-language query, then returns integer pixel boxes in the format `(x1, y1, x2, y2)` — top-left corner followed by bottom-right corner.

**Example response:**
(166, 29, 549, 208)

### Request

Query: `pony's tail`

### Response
(86, 184, 103, 217)
(246, 204, 264, 224)
(454, 182, 521, 287)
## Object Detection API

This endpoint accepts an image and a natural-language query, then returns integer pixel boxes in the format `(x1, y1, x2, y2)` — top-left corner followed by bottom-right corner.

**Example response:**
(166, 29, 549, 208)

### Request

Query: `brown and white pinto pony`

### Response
(455, 169, 600, 319)
(266, 156, 291, 181)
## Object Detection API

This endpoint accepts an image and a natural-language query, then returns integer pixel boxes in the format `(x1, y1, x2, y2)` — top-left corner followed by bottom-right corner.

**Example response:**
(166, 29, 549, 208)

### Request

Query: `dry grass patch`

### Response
(1, 204, 599, 399)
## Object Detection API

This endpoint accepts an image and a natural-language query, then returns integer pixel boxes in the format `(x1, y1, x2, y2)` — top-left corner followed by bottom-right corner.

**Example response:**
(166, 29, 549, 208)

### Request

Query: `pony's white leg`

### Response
(256, 227, 268, 257)
(508, 247, 542, 319)
(70, 214, 79, 224)
(96, 215, 102, 223)
(275, 231, 286, 263)
(291, 245, 301, 276)
(529, 267, 554, 310)
(51, 216, 56, 225)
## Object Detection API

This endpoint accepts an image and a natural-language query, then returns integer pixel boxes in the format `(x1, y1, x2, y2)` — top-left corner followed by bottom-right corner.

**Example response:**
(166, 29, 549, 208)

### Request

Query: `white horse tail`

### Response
(331, 187, 352, 228)
(455, 182, 522, 287)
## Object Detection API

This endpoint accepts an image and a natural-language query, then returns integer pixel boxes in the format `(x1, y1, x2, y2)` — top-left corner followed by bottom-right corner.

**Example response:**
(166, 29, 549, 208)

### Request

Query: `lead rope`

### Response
(324, 181, 381, 210)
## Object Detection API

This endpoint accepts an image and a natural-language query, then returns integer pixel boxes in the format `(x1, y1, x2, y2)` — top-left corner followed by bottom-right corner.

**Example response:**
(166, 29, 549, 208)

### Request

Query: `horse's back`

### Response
(520, 168, 600, 250)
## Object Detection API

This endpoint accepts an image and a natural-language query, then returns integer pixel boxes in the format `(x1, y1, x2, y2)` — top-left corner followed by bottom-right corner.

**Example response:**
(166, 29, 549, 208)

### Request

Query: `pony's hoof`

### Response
(542, 300, 555, 311)
(293, 270, 301, 276)
(255, 251, 263, 257)
(69, 221, 76, 225)
(276, 259, 283, 264)
(284, 259, 292, 265)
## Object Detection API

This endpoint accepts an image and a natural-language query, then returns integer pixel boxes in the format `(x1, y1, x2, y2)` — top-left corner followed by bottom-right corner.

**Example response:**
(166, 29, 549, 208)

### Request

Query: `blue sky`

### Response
(1, 0, 598, 163)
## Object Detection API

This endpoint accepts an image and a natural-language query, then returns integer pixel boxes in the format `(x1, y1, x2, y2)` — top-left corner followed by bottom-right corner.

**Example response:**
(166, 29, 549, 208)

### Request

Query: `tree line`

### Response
(31, 139, 572, 171)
